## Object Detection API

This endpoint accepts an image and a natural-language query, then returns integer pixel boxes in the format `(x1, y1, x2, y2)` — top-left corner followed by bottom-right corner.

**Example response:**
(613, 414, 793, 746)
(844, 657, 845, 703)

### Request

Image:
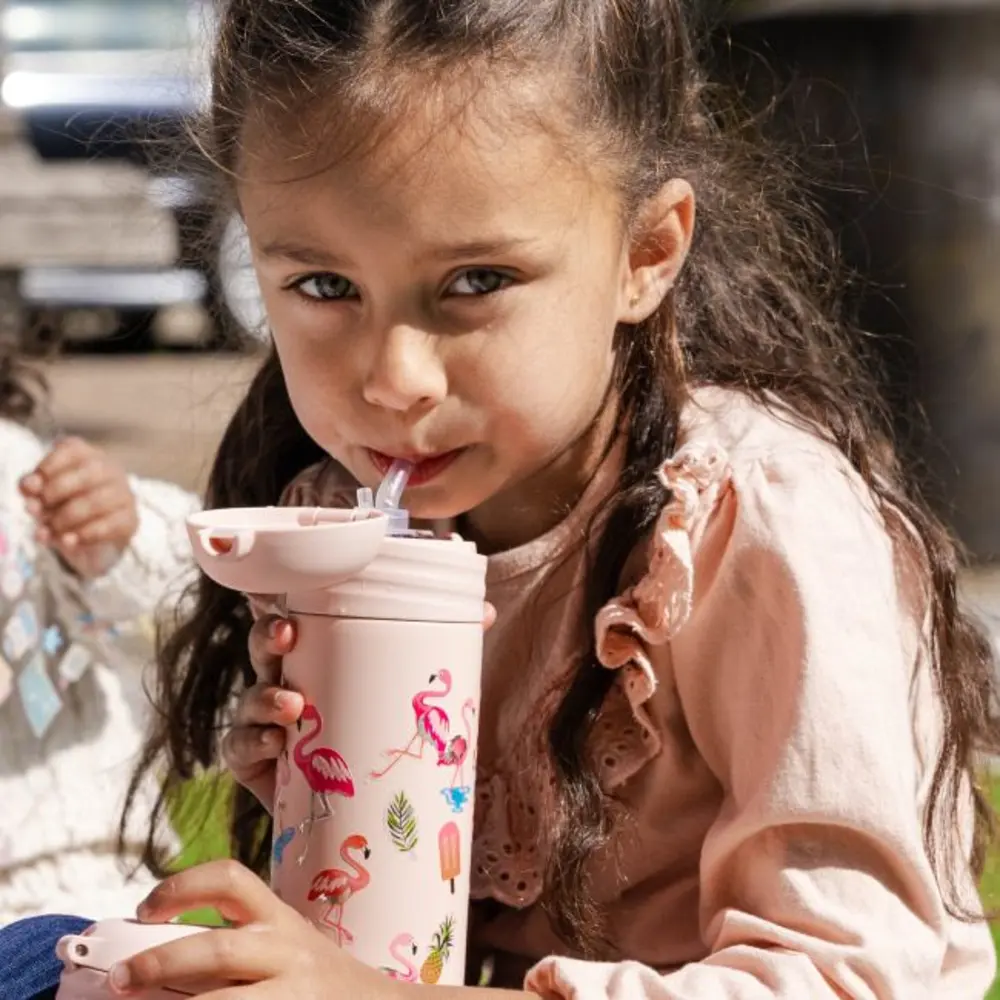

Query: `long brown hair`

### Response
(0, 343, 45, 423)
(124, 0, 1000, 956)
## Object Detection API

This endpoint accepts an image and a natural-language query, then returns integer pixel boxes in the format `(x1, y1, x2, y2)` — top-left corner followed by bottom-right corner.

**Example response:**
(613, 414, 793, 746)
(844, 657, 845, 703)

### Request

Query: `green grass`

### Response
(982, 777, 1000, 999)
(164, 771, 236, 926)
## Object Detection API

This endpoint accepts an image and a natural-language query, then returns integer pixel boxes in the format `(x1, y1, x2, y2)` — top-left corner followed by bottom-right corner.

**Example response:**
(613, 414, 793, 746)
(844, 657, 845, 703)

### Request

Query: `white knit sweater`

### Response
(0, 419, 200, 925)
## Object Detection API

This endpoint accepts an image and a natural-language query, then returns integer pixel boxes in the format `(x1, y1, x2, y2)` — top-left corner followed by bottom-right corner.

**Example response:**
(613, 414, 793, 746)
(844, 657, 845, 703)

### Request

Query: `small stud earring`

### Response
(630, 293, 641, 308)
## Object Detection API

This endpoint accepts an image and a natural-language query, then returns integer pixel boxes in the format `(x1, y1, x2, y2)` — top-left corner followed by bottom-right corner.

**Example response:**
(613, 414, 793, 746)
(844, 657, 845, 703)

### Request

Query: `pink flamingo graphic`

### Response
(293, 703, 355, 864)
(439, 698, 476, 788)
(371, 670, 454, 779)
(379, 933, 419, 981)
(307, 834, 371, 947)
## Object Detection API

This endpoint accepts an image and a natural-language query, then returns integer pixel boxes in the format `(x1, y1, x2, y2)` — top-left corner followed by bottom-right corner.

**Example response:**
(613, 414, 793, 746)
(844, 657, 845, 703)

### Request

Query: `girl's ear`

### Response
(618, 179, 695, 324)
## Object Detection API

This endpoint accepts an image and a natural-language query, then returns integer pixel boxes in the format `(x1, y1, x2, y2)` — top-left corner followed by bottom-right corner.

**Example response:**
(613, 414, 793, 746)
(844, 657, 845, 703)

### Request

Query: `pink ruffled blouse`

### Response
(290, 387, 996, 999)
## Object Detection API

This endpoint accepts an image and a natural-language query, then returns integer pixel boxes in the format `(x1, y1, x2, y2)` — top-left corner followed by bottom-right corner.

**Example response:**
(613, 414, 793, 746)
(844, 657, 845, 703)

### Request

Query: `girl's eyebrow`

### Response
(257, 240, 351, 269)
(258, 236, 538, 268)
(426, 237, 537, 261)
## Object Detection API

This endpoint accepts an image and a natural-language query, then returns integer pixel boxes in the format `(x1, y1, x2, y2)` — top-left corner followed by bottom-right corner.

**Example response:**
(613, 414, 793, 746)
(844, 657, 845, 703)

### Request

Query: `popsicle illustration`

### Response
(438, 821, 461, 894)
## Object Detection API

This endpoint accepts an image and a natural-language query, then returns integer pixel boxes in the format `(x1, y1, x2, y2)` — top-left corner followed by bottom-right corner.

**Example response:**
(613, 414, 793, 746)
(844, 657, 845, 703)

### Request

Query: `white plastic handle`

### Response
(56, 932, 110, 974)
(197, 527, 255, 559)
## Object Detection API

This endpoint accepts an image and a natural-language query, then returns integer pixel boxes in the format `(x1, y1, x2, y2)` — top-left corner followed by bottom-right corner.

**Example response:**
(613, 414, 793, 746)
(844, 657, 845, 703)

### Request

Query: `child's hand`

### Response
(224, 601, 496, 809)
(223, 614, 304, 810)
(19, 436, 139, 579)
(110, 860, 402, 999)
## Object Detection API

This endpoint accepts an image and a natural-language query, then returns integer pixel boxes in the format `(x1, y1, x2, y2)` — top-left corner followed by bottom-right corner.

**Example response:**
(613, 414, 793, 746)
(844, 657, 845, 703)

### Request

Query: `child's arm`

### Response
(523, 443, 995, 998)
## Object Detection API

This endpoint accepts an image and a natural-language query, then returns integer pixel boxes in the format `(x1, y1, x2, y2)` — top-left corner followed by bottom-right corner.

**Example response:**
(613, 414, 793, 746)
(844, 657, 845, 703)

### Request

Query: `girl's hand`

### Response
(19, 436, 139, 578)
(111, 860, 402, 999)
(222, 601, 496, 809)
(222, 614, 304, 811)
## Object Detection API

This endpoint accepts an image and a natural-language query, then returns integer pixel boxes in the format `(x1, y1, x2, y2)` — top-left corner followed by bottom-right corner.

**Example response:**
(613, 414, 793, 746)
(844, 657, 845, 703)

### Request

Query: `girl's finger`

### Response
(18, 472, 43, 498)
(175, 984, 275, 1000)
(180, 985, 276, 1000)
(222, 722, 283, 773)
(46, 485, 129, 535)
(248, 617, 296, 684)
(110, 926, 291, 994)
(233, 683, 303, 729)
(33, 435, 91, 479)
(39, 460, 115, 509)
(138, 861, 289, 926)
(58, 508, 137, 547)
(220, 728, 279, 808)
(483, 601, 496, 631)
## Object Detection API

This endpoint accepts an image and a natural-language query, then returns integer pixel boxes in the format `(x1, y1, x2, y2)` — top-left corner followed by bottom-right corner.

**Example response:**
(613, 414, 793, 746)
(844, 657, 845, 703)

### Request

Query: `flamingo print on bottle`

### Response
(371, 669, 460, 779)
(379, 933, 419, 982)
(293, 703, 356, 864)
(307, 834, 371, 947)
(440, 698, 476, 813)
(440, 698, 476, 787)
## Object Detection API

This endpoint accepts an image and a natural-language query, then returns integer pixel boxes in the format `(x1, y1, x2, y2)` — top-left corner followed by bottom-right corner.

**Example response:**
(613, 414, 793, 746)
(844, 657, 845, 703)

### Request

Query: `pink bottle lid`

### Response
(186, 506, 389, 595)
(187, 507, 486, 623)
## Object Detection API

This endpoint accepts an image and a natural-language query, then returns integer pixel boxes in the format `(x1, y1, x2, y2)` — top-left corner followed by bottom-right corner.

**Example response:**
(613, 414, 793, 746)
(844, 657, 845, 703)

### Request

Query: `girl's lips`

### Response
(368, 449, 464, 487)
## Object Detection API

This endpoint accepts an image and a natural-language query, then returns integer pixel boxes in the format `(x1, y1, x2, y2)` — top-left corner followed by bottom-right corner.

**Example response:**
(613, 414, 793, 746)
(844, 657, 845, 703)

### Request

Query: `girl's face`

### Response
(239, 89, 689, 550)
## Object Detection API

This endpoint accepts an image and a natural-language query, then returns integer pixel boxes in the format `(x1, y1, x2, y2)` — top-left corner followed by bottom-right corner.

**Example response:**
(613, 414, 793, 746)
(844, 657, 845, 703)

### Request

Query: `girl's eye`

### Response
(448, 269, 513, 297)
(292, 273, 357, 301)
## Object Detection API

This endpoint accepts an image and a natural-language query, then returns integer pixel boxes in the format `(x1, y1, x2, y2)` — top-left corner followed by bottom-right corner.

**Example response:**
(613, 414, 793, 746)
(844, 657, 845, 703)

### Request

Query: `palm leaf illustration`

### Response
(386, 791, 419, 853)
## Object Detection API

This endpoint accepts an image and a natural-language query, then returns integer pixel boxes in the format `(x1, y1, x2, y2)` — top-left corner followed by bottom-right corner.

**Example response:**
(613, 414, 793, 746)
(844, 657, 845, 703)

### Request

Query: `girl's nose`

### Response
(361, 325, 447, 414)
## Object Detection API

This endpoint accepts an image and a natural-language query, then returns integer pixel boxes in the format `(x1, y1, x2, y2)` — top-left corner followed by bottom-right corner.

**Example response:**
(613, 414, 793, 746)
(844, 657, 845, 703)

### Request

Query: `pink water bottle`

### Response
(185, 463, 486, 986)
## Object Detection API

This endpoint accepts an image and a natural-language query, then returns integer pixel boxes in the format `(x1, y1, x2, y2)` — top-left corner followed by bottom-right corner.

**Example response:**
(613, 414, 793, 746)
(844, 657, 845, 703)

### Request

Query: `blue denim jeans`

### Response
(0, 915, 91, 1000)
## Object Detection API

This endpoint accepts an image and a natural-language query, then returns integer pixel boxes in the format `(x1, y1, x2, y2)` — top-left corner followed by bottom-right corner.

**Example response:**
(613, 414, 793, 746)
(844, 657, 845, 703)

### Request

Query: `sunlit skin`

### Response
(108, 83, 694, 999)
(239, 84, 693, 553)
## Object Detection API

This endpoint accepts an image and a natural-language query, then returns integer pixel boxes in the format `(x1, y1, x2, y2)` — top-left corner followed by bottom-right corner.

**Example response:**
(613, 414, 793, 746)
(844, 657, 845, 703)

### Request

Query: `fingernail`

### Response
(109, 963, 131, 992)
(275, 691, 296, 711)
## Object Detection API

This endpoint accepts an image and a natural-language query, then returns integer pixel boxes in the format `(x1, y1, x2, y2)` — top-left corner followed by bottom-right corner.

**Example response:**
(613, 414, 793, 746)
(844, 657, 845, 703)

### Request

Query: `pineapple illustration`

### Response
(419, 915, 455, 985)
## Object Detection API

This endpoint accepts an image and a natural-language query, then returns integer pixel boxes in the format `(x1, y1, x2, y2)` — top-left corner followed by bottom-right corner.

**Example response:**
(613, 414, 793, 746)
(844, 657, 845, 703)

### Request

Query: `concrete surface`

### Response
(41, 351, 262, 494)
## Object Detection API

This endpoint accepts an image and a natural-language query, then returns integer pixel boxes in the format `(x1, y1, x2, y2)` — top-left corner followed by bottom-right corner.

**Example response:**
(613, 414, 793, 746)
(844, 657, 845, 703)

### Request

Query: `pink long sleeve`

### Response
(525, 430, 994, 998)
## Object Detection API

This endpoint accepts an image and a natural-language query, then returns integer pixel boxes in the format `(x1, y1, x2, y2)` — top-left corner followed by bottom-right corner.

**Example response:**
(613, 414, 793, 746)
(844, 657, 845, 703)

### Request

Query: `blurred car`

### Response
(0, 0, 230, 347)
(1, 0, 208, 159)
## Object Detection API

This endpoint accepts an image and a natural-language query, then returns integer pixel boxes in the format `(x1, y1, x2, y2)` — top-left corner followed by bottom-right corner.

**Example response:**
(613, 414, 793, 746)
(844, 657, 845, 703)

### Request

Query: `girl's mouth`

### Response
(368, 449, 465, 487)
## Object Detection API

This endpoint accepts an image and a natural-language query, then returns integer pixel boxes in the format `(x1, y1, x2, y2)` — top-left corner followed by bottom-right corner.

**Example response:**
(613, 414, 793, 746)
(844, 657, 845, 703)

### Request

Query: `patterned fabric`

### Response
(0, 418, 199, 925)
(0, 521, 127, 741)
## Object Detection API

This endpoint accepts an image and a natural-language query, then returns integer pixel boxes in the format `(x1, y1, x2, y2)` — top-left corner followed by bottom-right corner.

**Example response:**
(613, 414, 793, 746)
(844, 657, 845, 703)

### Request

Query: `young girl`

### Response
(7, 0, 1000, 996)
(0, 348, 199, 924)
